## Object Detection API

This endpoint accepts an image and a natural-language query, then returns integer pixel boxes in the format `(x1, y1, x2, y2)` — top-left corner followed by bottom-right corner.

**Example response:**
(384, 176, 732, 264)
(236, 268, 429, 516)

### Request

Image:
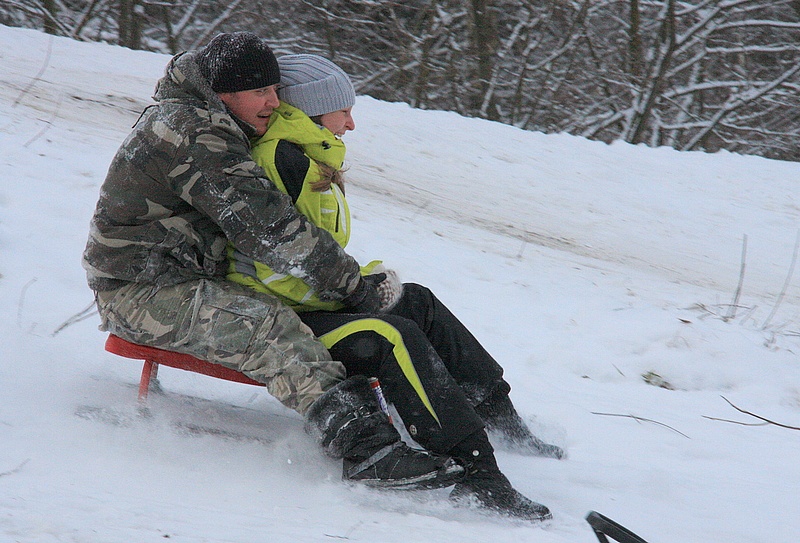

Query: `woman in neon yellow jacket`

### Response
(228, 54, 561, 522)
(228, 96, 384, 311)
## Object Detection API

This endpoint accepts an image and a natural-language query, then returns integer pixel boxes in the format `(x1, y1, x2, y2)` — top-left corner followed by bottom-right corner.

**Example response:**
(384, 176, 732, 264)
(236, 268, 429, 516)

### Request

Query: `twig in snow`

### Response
(762, 228, 800, 330)
(702, 415, 768, 427)
(24, 92, 64, 148)
(13, 35, 54, 107)
(516, 239, 527, 259)
(718, 396, 800, 431)
(52, 301, 98, 336)
(17, 277, 37, 328)
(591, 412, 690, 439)
(724, 234, 747, 322)
(324, 521, 363, 540)
(0, 459, 30, 478)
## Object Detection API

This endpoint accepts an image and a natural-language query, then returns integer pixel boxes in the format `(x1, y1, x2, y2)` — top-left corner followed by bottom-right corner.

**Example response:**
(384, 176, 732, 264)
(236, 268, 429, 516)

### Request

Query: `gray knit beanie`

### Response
(278, 54, 356, 117)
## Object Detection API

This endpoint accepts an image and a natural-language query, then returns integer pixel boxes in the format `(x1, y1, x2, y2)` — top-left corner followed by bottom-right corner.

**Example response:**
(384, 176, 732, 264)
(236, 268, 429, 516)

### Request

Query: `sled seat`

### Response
(104, 334, 265, 402)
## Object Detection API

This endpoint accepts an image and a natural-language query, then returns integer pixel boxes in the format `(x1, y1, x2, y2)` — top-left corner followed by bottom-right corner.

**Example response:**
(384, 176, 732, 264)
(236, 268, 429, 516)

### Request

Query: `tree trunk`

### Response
(43, 0, 58, 35)
(118, 0, 142, 49)
(469, 0, 499, 119)
(628, 0, 643, 79)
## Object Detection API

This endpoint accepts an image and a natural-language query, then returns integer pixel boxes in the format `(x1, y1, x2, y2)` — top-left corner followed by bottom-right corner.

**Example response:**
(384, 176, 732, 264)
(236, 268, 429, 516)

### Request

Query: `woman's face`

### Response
(319, 108, 355, 137)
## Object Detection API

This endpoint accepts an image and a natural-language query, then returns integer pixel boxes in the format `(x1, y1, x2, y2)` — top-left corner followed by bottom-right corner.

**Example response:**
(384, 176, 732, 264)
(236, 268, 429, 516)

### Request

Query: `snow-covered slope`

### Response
(1, 25, 799, 543)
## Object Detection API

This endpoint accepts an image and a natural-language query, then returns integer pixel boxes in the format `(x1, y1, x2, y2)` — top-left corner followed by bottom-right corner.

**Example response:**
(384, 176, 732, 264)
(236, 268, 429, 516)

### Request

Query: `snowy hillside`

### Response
(1, 25, 800, 543)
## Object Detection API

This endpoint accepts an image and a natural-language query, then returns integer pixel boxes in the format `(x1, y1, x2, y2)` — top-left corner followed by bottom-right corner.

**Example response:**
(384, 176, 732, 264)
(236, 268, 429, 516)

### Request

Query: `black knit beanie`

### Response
(195, 32, 280, 93)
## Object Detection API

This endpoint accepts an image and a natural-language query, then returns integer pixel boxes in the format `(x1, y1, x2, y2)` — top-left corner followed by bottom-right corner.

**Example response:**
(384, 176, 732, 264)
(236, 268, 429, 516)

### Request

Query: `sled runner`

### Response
(104, 333, 265, 402)
(586, 511, 650, 543)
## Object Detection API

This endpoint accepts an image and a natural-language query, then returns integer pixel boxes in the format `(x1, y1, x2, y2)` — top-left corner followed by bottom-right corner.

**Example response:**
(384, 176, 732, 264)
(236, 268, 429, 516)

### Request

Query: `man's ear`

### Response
(217, 92, 232, 107)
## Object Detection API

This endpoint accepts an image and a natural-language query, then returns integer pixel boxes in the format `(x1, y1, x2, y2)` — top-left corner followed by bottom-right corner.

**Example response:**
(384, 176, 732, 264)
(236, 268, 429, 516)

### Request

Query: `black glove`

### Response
(341, 275, 384, 314)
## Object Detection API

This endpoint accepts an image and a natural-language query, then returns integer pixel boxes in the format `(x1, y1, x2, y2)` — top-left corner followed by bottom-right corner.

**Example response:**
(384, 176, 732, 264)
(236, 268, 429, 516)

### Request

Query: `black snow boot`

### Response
(448, 429, 552, 522)
(305, 375, 464, 489)
(474, 382, 564, 459)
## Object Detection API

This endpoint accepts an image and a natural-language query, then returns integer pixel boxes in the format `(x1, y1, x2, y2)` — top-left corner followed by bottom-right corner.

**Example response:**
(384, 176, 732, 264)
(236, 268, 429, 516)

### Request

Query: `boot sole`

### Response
(347, 462, 464, 490)
(450, 485, 552, 522)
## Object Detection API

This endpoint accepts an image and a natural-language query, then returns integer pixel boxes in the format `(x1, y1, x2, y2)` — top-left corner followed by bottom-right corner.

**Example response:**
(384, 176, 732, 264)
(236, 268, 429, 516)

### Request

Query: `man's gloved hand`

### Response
(342, 265, 405, 314)
(341, 275, 383, 314)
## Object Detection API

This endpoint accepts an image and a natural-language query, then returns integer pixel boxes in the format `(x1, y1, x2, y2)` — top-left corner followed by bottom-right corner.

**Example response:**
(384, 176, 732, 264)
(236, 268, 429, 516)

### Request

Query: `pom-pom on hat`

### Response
(278, 54, 356, 117)
(196, 32, 280, 93)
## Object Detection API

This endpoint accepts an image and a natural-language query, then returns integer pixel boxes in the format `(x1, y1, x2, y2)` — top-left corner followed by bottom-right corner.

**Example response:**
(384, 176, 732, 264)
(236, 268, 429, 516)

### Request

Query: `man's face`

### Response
(218, 85, 280, 136)
(319, 107, 355, 137)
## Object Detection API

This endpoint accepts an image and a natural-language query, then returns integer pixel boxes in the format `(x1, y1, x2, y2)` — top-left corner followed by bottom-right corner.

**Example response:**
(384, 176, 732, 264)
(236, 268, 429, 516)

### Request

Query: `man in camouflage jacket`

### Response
(82, 32, 466, 492)
(82, 32, 375, 415)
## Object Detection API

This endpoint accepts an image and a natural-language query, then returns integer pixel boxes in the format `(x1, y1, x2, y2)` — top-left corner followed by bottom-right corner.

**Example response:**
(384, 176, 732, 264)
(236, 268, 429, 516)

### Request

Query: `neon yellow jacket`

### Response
(227, 102, 379, 311)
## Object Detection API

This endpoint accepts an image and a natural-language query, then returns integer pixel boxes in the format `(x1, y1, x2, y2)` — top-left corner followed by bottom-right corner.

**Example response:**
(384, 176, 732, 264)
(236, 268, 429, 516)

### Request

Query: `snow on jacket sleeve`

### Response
(171, 109, 359, 298)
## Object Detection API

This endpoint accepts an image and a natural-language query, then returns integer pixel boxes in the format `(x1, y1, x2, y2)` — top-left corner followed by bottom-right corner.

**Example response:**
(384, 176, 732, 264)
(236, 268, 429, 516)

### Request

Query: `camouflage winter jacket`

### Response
(82, 50, 362, 300)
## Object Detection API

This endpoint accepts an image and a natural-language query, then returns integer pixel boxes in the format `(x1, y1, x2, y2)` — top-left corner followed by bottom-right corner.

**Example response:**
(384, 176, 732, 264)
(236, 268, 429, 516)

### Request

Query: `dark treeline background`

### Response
(4, 0, 800, 162)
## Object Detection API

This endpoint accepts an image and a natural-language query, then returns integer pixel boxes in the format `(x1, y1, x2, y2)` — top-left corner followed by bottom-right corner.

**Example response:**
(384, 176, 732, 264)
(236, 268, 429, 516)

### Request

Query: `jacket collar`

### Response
(154, 51, 260, 139)
(256, 101, 346, 169)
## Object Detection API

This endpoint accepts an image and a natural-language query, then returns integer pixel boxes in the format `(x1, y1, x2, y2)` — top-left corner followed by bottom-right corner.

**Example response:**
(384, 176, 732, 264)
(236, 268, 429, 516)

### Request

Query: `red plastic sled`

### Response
(104, 334, 265, 402)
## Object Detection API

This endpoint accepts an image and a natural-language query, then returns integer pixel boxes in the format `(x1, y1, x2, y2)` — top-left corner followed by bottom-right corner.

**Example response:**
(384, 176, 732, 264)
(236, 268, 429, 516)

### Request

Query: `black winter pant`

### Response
(299, 283, 506, 454)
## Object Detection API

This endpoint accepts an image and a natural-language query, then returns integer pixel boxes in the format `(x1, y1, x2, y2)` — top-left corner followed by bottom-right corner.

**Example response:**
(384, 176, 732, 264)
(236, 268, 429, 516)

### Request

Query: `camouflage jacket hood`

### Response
(82, 50, 361, 299)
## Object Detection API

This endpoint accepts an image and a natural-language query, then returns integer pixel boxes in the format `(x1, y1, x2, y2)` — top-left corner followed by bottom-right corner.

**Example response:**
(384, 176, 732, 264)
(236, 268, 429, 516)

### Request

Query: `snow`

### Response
(2, 25, 800, 543)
